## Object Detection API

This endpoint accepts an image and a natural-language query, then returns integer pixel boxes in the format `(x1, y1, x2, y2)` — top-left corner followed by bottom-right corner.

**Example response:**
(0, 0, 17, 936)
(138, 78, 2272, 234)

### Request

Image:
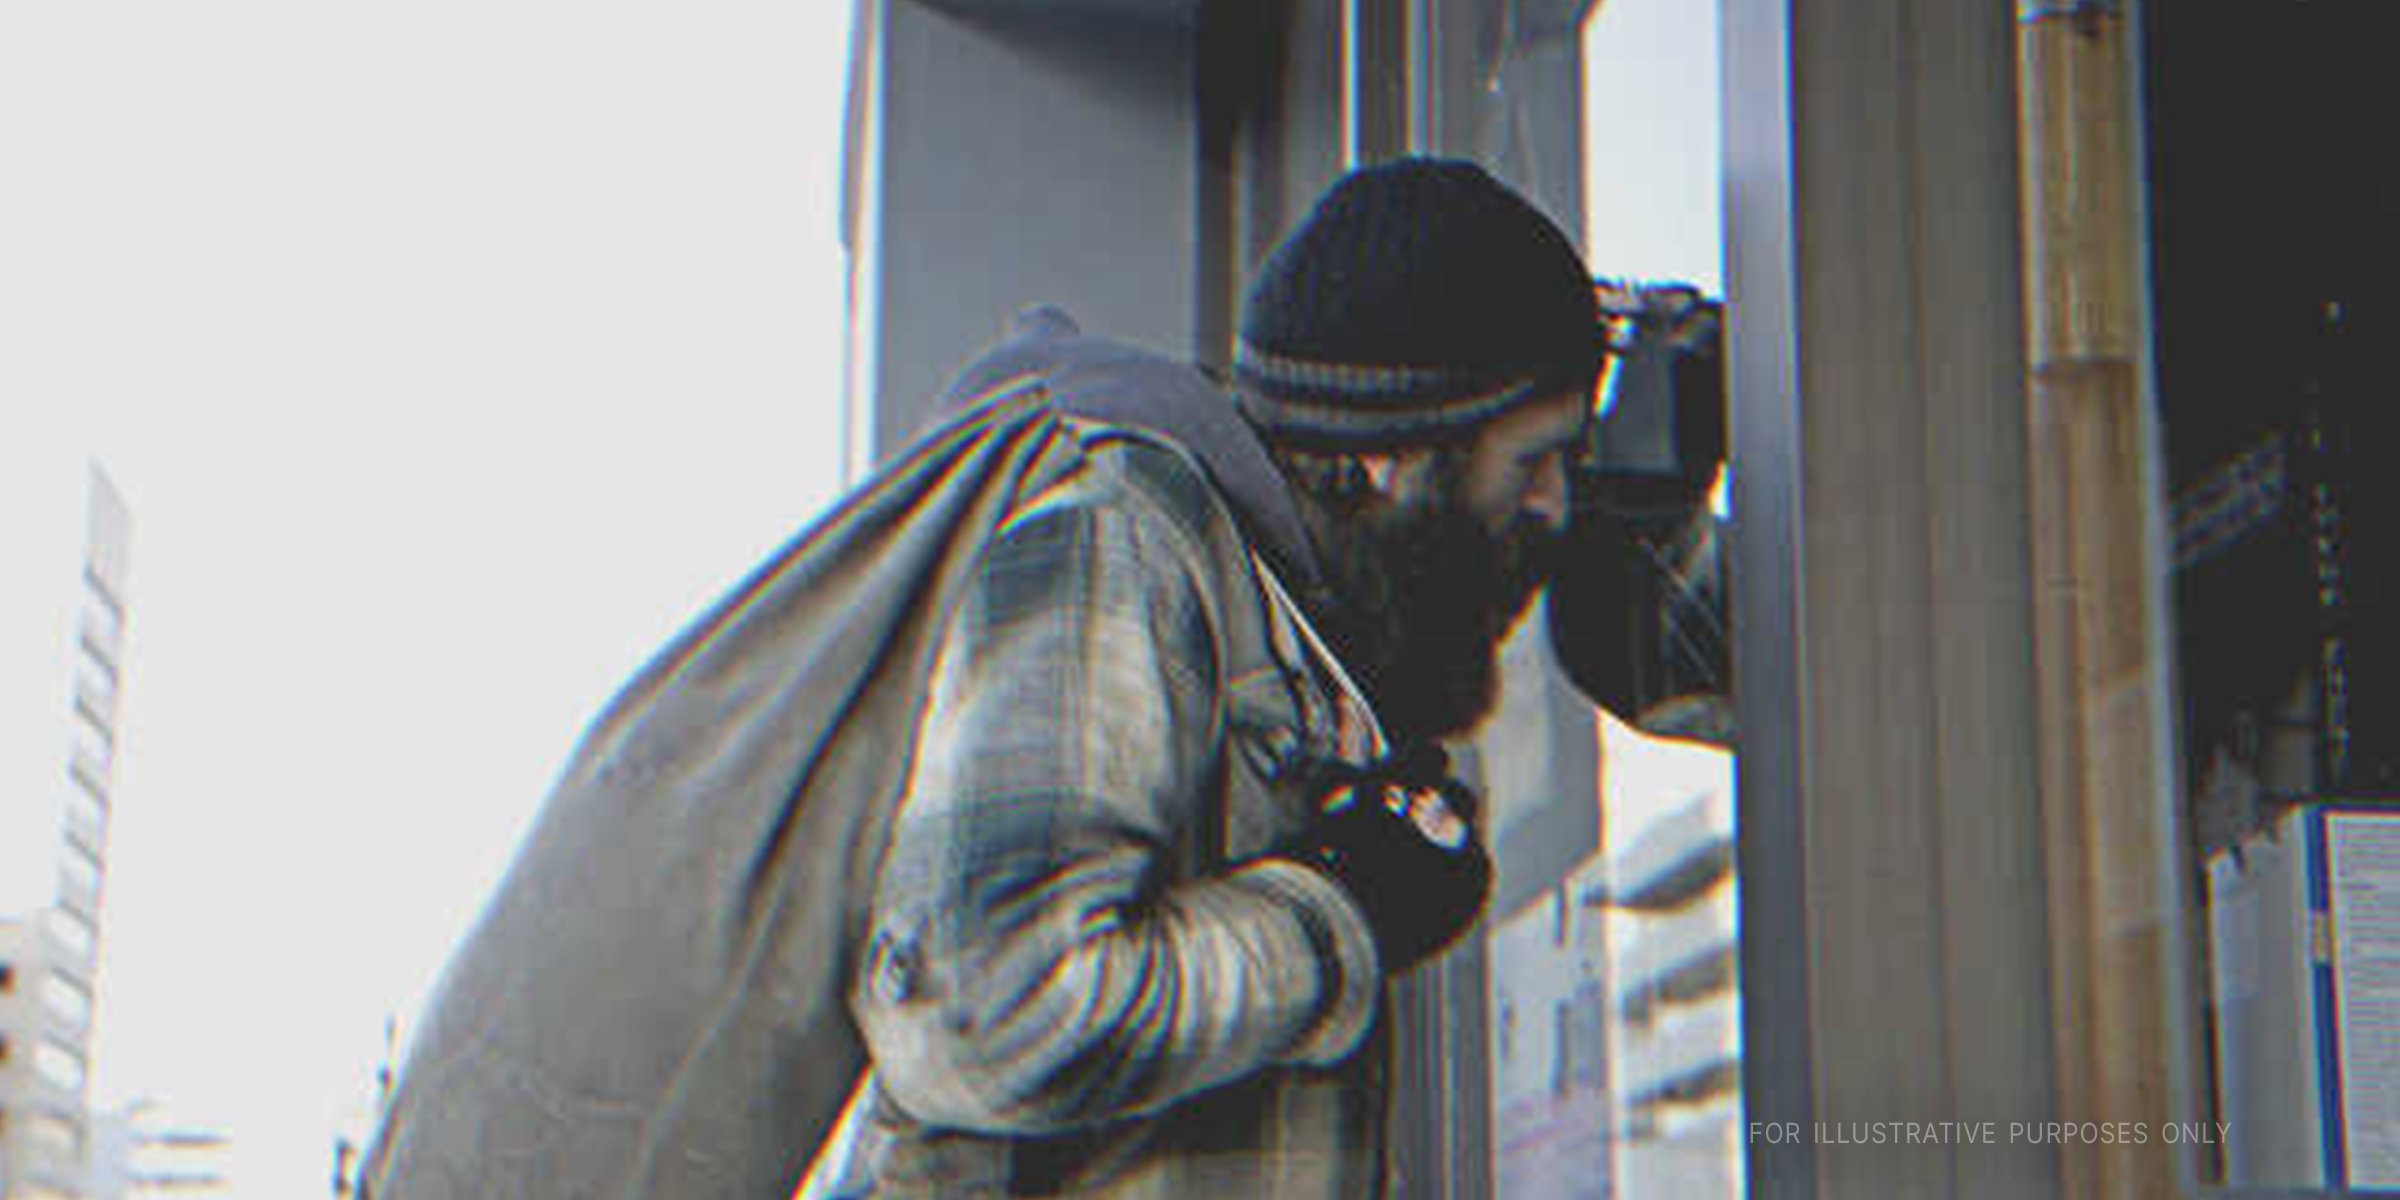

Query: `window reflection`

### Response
(1596, 717, 1739, 1197)
(2144, 4, 2400, 1188)
(1486, 1, 1746, 1195)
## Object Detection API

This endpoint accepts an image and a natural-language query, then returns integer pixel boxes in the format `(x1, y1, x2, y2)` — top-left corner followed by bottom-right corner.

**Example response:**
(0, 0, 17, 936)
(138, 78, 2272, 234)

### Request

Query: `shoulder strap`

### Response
(1249, 550, 1389, 764)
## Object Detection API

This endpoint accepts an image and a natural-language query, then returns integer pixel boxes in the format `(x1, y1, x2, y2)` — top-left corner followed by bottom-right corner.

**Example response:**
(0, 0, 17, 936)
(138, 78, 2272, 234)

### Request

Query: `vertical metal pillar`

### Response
(2019, 3, 2204, 1196)
(1725, 0, 2065, 1194)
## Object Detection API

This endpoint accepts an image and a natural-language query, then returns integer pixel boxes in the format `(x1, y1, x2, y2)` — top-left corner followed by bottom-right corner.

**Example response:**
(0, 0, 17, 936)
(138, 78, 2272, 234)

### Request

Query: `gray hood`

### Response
(940, 306, 1330, 611)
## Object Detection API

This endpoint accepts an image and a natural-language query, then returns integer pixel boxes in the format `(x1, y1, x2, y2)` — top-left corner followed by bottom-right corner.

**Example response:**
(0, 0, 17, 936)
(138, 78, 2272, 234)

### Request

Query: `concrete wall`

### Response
(846, 0, 1204, 464)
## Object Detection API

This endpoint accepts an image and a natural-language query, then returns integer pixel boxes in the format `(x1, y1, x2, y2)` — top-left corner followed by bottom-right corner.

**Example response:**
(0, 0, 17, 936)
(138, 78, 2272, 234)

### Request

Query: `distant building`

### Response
(0, 468, 131, 1200)
(80, 1102, 230, 1200)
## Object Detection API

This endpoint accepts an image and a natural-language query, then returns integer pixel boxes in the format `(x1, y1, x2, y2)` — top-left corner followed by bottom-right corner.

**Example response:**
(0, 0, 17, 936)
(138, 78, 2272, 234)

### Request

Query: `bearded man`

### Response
(820, 158, 1598, 1197)
(362, 157, 1604, 1200)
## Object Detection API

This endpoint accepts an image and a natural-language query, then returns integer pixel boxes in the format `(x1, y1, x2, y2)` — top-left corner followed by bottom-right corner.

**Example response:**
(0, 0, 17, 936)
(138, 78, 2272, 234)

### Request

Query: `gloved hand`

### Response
(1276, 747, 1493, 975)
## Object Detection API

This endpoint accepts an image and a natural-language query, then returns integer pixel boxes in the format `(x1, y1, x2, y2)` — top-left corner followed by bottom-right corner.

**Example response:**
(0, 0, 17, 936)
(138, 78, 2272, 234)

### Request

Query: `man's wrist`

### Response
(1230, 858, 1383, 1065)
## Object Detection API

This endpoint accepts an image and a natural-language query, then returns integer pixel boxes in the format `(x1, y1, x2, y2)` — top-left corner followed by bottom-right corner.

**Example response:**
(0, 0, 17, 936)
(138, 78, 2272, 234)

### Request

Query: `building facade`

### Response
(1, 469, 132, 1200)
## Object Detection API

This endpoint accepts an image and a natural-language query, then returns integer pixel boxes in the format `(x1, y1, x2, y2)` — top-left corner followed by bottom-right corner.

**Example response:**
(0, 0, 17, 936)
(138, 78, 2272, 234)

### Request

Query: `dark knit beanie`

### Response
(1234, 157, 1602, 449)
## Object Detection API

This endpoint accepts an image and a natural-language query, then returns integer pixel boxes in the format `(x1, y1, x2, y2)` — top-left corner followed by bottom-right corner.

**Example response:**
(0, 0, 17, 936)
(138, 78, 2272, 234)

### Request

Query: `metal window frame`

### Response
(1723, 0, 2104, 1196)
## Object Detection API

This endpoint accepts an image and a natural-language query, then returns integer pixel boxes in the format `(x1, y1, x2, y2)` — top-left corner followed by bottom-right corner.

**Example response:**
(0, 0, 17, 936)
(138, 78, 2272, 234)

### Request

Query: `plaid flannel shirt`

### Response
(840, 429, 1389, 1198)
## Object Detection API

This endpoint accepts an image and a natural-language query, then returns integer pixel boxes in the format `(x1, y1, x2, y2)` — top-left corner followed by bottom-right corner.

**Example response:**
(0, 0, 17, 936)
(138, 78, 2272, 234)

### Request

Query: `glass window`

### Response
(70, 711, 114, 781)
(29, 1110, 80, 1158)
(1594, 719, 1740, 1198)
(59, 843, 103, 900)
(45, 907, 96, 963)
(64, 779, 107, 832)
(33, 1037, 84, 1093)
(44, 971, 92, 1031)
(73, 656, 118, 725)
(1485, 864, 1608, 1200)
(1472, 5, 1740, 1198)
(1481, 721, 1739, 1200)
(79, 598, 124, 666)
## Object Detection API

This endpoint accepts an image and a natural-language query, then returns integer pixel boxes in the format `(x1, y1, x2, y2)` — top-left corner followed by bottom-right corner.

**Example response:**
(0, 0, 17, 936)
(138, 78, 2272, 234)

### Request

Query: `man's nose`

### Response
(1523, 453, 1570, 532)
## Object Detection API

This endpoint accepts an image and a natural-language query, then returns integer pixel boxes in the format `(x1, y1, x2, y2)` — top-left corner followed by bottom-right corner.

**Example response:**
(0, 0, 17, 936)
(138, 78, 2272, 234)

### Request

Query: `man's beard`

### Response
(1320, 485, 1557, 744)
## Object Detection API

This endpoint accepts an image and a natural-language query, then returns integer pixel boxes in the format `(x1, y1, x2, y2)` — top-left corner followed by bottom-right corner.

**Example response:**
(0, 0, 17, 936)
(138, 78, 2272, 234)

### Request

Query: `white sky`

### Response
(2, 2, 856, 1193)
(0, 454, 90, 919)
(1583, 0, 1723, 295)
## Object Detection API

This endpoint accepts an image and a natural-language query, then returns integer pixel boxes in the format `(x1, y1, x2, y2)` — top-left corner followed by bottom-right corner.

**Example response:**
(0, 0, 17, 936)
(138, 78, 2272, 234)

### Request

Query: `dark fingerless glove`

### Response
(1276, 748, 1493, 975)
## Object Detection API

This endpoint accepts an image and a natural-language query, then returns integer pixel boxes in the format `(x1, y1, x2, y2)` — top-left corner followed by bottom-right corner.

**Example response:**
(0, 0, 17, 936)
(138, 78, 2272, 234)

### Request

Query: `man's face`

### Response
(1453, 389, 1589, 537)
(1328, 390, 1591, 742)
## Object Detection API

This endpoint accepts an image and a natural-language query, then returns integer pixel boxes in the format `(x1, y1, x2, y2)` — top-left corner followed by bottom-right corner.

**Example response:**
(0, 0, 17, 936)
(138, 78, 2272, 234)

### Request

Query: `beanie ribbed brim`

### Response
(1231, 340, 1565, 448)
(1233, 157, 1601, 450)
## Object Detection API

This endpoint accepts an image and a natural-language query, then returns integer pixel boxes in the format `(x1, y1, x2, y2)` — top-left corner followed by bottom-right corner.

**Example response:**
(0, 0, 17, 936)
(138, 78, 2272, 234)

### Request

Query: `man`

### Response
(362, 158, 1602, 1200)
(820, 157, 1599, 1197)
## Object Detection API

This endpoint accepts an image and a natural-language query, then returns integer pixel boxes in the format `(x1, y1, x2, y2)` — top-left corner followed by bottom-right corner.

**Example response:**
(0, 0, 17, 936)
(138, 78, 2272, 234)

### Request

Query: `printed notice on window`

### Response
(2329, 810, 2400, 1188)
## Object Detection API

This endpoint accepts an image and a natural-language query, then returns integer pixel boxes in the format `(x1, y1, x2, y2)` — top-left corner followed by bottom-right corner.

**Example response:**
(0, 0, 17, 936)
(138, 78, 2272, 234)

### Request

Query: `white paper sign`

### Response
(2328, 810, 2400, 1188)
